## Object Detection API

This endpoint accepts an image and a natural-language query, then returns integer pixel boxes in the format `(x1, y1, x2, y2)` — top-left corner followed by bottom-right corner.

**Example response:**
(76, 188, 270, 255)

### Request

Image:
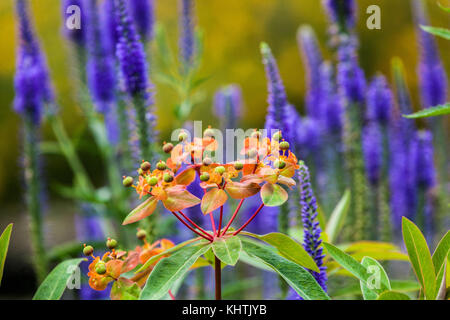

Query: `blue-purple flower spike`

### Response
(319, 61, 342, 134)
(261, 42, 291, 143)
(366, 75, 393, 125)
(289, 161, 327, 299)
(129, 0, 155, 43)
(62, 0, 86, 47)
(213, 84, 243, 130)
(298, 26, 324, 120)
(179, 0, 196, 68)
(362, 123, 382, 185)
(85, 0, 116, 114)
(323, 0, 356, 31)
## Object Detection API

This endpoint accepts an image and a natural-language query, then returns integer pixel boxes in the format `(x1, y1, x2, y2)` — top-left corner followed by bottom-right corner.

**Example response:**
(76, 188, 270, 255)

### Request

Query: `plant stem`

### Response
(215, 255, 222, 300)
(171, 211, 213, 241)
(177, 211, 211, 239)
(233, 203, 265, 235)
(221, 198, 245, 236)
(217, 206, 224, 237)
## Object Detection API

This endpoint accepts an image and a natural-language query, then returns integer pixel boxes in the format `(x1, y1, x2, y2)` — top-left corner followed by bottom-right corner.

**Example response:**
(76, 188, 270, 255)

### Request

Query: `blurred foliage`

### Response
(0, 0, 449, 203)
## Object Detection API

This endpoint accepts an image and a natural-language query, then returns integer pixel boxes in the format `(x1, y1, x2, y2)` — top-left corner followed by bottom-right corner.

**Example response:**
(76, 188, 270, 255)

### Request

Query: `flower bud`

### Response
(147, 176, 158, 186)
(138, 168, 144, 176)
(106, 238, 118, 250)
(274, 159, 286, 169)
(122, 176, 134, 187)
(203, 127, 215, 138)
(163, 173, 174, 183)
(156, 161, 167, 171)
(95, 261, 107, 275)
(200, 172, 210, 182)
(202, 157, 212, 166)
(140, 161, 151, 171)
(136, 229, 147, 240)
(83, 245, 94, 256)
(163, 143, 174, 154)
(178, 131, 188, 142)
(215, 166, 225, 175)
(279, 141, 290, 151)
(272, 131, 282, 141)
(234, 162, 244, 170)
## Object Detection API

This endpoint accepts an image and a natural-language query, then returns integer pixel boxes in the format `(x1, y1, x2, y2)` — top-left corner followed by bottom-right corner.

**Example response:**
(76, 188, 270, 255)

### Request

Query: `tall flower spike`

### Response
(62, 0, 86, 47)
(85, 0, 116, 114)
(101, 0, 118, 56)
(213, 84, 243, 131)
(14, 0, 54, 123)
(319, 61, 342, 134)
(412, 0, 447, 108)
(362, 122, 382, 185)
(129, 0, 155, 43)
(366, 75, 393, 125)
(179, 0, 196, 69)
(322, 0, 356, 32)
(289, 161, 327, 299)
(298, 25, 324, 120)
(261, 42, 292, 144)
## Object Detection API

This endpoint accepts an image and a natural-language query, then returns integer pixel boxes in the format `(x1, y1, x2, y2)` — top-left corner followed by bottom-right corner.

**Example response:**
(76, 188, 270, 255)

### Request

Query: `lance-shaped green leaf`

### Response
(241, 239, 330, 300)
(403, 103, 450, 119)
(402, 217, 436, 299)
(432, 230, 449, 295)
(140, 243, 211, 300)
(325, 190, 350, 243)
(212, 236, 242, 266)
(0, 224, 13, 286)
(240, 232, 319, 272)
(332, 280, 420, 298)
(33, 258, 85, 300)
(123, 196, 158, 225)
(377, 291, 411, 300)
(201, 188, 228, 214)
(260, 183, 288, 207)
(360, 256, 391, 300)
(420, 26, 450, 41)
(111, 278, 141, 300)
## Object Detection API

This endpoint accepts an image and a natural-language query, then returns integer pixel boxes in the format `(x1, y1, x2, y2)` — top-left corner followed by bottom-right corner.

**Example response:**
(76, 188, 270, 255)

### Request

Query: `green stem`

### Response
(215, 255, 222, 300)
(23, 116, 48, 283)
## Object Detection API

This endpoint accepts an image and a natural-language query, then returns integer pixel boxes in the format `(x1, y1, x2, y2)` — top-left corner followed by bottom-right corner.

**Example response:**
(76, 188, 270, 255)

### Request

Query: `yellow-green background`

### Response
(0, 0, 449, 204)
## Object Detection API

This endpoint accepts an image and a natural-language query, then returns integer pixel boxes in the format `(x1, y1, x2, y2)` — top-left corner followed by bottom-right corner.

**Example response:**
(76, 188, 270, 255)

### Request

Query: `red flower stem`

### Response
(178, 210, 212, 239)
(221, 198, 245, 236)
(215, 255, 222, 300)
(217, 206, 224, 237)
(233, 203, 265, 235)
(168, 290, 176, 300)
(210, 212, 217, 235)
(171, 211, 213, 241)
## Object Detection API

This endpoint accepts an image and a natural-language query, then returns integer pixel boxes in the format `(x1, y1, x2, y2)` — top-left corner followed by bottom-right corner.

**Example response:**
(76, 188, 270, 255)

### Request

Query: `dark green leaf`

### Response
(432, 230, 449, 294)
(377, 291, 411, 300)
(212, 236, 242, 266)
(420, 25, 450, 41)
(403, 103, 450, 119)
(0, 224, 13, 286)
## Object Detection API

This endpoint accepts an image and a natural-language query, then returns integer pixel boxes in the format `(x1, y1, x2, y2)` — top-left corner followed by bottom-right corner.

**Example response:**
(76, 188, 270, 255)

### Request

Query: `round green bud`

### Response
(234, 162, 244, 170)
(83, 245, 94, 256)
(272, 131, 282, 141)
(122, 176, 134, 188)
(156, 161, 167, 171)
(202, 157, 212, 166)
(106, 238, 118, 250)
(147, 176, 158, 186)
(247, 148, 258, 158)
(203, 128, 215, 138)
(140, 161, 151, 171)
(163, 143, 174, 154)
(178, 131, 188, 142)
(274, 159, 286, 170)
(95, 261, 107, 275)
(279, 141, 290, 151)
(200, 172, 210, 182)
(214, 166, 226, 175)
(136, 229, 147, 240)
(138, 168, 144, 176)
(163, 173, 174, 183)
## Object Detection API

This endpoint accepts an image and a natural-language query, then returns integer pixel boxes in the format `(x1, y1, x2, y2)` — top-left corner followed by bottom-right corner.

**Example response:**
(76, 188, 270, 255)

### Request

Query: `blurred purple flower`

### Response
(366, 75, 393, 125)
(296, 117, 321, 159)
(362, 122, 382, 185)
(62, 0, 86, 47)
(101, 0, 118, 56)
(129, 0, 155, 43)
(179, 0, 196, 68)
(414, 130, 436, 189)
(298, 26, 323, 120)
(319, 61, 342, 134)
(323, 0, 356, 30)
(213, 84, 243, 130)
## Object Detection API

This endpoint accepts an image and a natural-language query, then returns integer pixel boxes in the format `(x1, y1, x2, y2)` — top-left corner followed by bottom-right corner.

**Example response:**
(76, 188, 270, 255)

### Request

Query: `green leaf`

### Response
(325, 190, 350, 243)
(0, 224, 13, 286)
(403, 103, 450, 119)
(324, 242, 383, 296)
(377, 291, 411, 300)
(432, 230, 449, 293)
(332, 280, 420, 298)
(359, 257, 391, 300)
(111, 278, 141, 300)
(402, 217, 436, 299)
(241, 239, 330, 300)
(435, 259, 447, 300)
(212, 236, 242, 266)
(437, 2, 450, 13)
(420, 25, 450, 41)
(260, 183, 288, 207)
(123, 196, 158, 225)
(33, 258, 85, 300)
(140, 243, 211, 300)
(204, 247, 227, 269)
(136, 237, 204, 273)
(241, 232, 320, 272)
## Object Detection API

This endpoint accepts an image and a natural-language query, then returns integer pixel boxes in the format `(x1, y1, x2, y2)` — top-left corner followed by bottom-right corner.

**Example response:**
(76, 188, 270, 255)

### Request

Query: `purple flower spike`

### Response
(298, 26, 324, 120)
(319, 61, 342, 134)
(85, 0, 116, 113)
(414, 130, 436, 190)
(213, 84, 243, 130)
(129, 0, 155, 43)
(179, 0, 196, 67)
(14, 0, 54, 124)
(323, 0, 356, 30)
(362, 123, 382, 185)
(62, 0, 86, 47)
(366, 75, 393, 125)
